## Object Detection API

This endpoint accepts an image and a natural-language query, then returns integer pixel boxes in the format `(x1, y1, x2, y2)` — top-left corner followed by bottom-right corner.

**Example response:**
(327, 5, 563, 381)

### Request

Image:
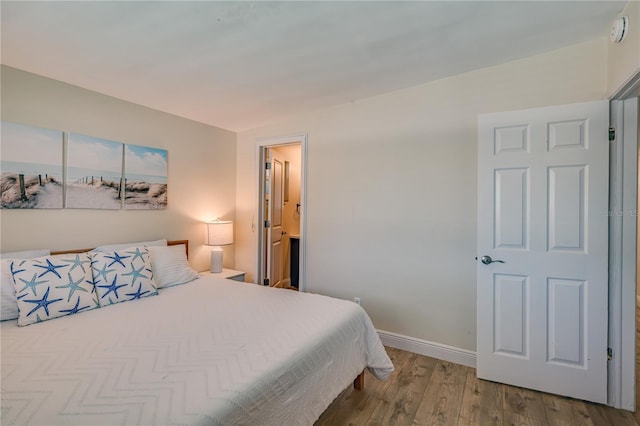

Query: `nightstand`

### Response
(201, 269, 246, 282)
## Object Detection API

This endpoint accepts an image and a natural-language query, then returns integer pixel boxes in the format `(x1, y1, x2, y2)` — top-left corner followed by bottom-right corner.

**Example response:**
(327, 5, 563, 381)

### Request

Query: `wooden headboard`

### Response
(51, 240, 190, 258)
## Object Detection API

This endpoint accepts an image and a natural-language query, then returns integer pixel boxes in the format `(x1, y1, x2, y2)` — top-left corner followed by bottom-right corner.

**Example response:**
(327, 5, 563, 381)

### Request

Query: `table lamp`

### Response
(204, 220, 233, 273)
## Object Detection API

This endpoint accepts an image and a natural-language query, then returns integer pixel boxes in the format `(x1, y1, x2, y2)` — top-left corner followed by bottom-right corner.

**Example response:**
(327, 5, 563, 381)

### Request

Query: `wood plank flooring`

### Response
(315, 347, 639, 426)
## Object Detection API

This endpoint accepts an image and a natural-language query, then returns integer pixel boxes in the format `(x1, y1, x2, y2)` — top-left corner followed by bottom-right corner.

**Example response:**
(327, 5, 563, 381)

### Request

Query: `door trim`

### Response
(609, 98, 638, 410)
(610, 69, 640, 100)
(256, 134, 308, 291)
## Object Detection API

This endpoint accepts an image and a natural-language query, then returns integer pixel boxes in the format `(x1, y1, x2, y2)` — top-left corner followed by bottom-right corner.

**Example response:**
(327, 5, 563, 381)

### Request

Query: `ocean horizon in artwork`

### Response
(1, 160, 63, 179)
(124, 173, 167, 185)
(1, 122, 63, 209)
(66, 165, 122, 183)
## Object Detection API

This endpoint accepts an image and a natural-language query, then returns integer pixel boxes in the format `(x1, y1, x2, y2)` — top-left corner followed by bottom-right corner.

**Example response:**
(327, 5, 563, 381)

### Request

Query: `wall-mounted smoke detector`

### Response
(610, 16, 628, 44)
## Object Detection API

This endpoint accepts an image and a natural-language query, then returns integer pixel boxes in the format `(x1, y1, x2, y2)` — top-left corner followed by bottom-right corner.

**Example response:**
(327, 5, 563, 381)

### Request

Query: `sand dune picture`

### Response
(124, 144, 167, 210)
(2, 123, 168, 211)
(66, 133, 123, 210)
(1, 122, 64, 209)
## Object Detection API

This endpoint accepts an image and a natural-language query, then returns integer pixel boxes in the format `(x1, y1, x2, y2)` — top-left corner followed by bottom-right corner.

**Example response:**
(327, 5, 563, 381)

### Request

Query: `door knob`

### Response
(479, 255, 505, 265)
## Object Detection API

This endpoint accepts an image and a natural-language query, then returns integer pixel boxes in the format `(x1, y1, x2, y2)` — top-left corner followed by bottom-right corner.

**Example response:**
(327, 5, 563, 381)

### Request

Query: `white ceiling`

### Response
(0, 1, 627, 131)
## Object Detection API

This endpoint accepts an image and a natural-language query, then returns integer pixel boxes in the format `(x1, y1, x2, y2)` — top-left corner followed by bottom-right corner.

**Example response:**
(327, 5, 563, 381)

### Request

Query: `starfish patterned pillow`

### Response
(11, 253, 99, 326)
(1, 249, 50, 321)
(90, 247, 158, 307)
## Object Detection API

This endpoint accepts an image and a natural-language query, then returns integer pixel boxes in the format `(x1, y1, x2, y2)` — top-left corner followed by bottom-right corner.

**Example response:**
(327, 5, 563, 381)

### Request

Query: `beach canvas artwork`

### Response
(124, 144, 168, 210)
(66, 133, 123, 209)
(1, 122, 64, 209)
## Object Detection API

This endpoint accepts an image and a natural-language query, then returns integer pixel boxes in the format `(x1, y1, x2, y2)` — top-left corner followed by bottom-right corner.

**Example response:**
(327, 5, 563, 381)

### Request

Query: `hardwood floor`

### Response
(315, 347, 639, 426)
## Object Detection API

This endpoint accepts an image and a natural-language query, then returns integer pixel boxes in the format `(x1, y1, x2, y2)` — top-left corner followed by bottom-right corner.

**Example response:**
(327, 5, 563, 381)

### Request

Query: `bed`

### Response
(0, 240, 394, 425)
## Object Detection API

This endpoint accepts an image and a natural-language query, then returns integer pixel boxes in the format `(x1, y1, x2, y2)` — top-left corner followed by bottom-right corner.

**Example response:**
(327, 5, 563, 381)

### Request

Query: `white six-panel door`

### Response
(477, 100, 609, 403)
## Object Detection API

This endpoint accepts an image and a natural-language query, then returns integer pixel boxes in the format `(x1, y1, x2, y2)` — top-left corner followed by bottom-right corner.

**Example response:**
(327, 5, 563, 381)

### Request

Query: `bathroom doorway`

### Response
(257, 135, 307, 291)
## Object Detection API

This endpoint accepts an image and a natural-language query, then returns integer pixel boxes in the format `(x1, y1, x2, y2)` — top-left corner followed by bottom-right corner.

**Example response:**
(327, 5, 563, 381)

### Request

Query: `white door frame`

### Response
(608, 97, 638, 410)
(256, 134, 308, 291)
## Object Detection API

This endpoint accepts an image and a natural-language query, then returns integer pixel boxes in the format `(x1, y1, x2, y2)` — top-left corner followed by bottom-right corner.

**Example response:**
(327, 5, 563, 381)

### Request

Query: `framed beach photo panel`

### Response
(124, 144, 167, 210)
(0, 121, 64, 209)
(66, 133, 123, 209)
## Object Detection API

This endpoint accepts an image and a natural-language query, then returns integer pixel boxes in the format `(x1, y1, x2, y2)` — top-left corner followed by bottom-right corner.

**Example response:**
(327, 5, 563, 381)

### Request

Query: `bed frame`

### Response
(51, 239, 189, 256)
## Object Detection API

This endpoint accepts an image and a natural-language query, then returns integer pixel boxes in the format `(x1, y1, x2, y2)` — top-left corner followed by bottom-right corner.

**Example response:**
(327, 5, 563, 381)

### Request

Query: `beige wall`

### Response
(1, 66, 237, 272)
(236, 39, 608, 351)
(607, 1, 640, 97)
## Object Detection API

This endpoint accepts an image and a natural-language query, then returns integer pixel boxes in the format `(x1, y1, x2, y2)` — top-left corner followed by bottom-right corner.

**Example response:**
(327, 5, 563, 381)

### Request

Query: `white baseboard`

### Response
(377, 329, 476, 368)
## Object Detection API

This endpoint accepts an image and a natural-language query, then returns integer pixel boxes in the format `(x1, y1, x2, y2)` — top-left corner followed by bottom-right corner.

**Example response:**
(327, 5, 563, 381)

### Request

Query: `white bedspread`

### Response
(1, 275, 393, 425)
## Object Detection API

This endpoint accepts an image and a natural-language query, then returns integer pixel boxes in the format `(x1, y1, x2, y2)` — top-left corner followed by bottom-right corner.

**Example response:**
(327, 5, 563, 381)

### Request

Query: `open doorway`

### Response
(257, 135, 307, 291)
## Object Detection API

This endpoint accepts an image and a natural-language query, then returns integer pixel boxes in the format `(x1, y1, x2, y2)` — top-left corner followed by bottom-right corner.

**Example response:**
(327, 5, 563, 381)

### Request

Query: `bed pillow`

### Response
(90, 247, 158, 306)
(1, 249, 51, 321)
(148, 245, 199, 288)
(91, 239, 167, 252)
(11, 253, 98, 326)
(1, 249, 51, 260)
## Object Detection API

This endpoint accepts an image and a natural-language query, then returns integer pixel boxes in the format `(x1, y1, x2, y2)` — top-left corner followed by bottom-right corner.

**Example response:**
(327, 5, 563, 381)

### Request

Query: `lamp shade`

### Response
(205, 220, 234, 246)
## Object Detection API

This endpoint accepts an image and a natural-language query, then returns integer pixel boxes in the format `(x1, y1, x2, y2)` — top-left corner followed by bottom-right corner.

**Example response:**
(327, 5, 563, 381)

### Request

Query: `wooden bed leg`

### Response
(353, 370, 365, 390)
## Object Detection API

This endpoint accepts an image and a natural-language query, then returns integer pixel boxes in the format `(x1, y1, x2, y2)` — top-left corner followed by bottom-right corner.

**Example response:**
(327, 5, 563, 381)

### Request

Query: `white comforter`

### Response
(1, 275, 393, 425)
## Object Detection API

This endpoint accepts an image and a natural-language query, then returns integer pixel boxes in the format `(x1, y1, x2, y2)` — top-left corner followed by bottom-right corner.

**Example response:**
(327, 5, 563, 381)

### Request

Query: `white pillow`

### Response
(1, 249, 51, 260)
(1, 249, 50, 321)
(91, 239, 167, 252)
(11, 253, 99, 326)
(90, 247, 158, 306)
(148, 245, 199, 288)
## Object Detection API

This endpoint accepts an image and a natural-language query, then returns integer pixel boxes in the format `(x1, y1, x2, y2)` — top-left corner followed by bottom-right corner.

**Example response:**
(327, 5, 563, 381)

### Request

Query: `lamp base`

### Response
(210, 247, 223, 273)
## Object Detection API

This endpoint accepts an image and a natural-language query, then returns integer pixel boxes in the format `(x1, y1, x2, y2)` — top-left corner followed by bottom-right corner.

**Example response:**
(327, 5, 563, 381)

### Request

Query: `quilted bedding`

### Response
(1, 274, 394, 425)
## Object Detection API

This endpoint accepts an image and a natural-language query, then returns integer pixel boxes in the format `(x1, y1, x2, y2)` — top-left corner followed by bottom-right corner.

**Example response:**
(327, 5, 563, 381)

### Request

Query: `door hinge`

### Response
(263, 278, 270, 286)
(609, 127, 616, 142)
(264, 220, 270, 228)
(608, 347, 613, 360)
(265, 162, 271, 170)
